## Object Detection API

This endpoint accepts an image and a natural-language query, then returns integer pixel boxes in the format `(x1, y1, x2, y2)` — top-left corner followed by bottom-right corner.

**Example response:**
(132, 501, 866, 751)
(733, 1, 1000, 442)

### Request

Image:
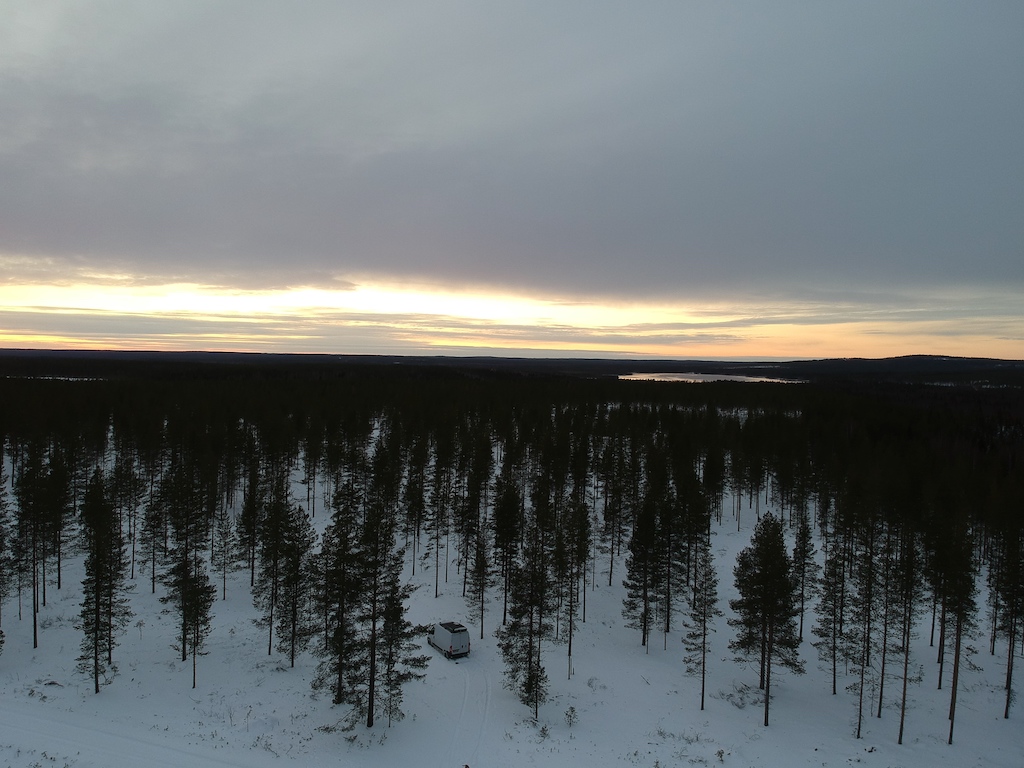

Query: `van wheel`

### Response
(445, 650, 451, 659)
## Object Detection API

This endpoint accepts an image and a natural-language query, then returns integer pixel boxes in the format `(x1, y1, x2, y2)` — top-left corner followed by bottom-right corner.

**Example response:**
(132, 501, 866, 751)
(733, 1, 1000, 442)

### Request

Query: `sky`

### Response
(1, 1, 1022, 360)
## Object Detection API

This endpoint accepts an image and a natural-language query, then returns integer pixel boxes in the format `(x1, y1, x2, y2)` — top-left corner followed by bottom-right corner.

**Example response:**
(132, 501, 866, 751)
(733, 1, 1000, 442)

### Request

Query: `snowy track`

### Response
(0, 699, 286, 768)
(443, 657, 492, 768)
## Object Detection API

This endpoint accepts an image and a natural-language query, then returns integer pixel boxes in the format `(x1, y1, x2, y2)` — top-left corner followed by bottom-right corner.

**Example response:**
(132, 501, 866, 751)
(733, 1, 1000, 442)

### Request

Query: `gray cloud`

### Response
(1, 1, 1021, 306)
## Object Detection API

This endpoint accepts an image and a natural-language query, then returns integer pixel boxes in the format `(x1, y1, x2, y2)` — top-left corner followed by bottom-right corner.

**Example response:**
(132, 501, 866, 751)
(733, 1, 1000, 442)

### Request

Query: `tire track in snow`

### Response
(444, 666, 470, 768)
(443, 658, 490, 768)
(0, 699, 283, 768)
(472, 669, 491, 764)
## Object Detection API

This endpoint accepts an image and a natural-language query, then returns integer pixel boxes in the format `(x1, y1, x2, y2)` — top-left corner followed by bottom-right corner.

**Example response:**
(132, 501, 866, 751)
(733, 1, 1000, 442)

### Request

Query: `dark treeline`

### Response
(0, 357, 1022, 739)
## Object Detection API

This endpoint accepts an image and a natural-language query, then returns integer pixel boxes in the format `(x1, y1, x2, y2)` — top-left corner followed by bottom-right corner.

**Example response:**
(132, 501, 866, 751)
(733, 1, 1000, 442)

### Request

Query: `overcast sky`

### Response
(1, 2, 1021, 358)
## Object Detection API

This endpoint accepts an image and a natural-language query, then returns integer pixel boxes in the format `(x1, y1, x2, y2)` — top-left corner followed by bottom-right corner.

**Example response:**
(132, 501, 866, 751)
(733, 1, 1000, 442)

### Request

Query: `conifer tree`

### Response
(170, 551, 216, 689)
(995, 528, 1023, 720)
(15, 443, 47, 648)
(463, 422, 494, 637)
(427, 426, 455, 597)
(44, 445, 74, 595)
(401, 429, 429, 575)
(729, 513, 804, 726)
(139, 492, 166, 595)
(792, 506, 819, 641)
(498, 525, 555, 719)
(211, 496, 236, 600)
(0, 459, 14, 656)
(562, 483, 591, 677)
(597, 434, 627, 587)
(684, 538, 721, 710)
(813, 537, 851, 696)
(237, 453, 265, 588)
(375, 570, 429, 727)
(942, 521, 977, 745)
(312, 492, 366, 708)
(492, 450, 524, 625)
(874, 521, 902, 720)
(622, 488, 660, 649)
(275, 503, 317, 667)
(647, 443, 685, 648)
(895, 526, 925, 744)
(253, 470, 291, 656)
(465, 507, 493, 640)
(77, 469, 133, 693)
(111, 442, 144, 580)
(158, 458, 216, 687)
(848, 510, 882, 740)
(0, 463, 12, 634)
(358, 423, 407, 728)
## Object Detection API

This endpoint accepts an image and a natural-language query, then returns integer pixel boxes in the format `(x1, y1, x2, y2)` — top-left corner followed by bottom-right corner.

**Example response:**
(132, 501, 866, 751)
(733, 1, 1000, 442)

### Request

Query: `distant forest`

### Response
(0, 352, 1022, 739)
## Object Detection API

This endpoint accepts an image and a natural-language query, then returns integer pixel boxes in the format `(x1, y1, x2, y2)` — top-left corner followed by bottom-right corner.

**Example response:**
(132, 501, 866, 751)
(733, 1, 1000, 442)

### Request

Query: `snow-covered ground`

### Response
(1, 494, 1020, 768)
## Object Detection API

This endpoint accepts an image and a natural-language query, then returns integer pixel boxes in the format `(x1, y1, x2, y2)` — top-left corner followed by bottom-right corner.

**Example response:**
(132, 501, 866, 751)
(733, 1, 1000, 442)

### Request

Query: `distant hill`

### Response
(0, 349, 1021, 387)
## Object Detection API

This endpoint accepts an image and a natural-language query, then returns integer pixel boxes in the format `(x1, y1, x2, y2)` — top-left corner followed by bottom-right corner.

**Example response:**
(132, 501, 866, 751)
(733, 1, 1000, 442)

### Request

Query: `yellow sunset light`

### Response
(1, 276, 1022, 359)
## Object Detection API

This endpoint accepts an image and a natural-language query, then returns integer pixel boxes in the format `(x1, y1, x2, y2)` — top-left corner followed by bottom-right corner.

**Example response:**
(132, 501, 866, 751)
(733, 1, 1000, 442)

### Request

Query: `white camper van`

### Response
(427, 621, 471, 659)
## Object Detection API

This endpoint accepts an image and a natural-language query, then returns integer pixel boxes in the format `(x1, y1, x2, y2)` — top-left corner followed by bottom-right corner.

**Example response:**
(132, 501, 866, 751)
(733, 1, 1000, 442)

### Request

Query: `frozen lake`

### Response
(619, 371, 793, 383)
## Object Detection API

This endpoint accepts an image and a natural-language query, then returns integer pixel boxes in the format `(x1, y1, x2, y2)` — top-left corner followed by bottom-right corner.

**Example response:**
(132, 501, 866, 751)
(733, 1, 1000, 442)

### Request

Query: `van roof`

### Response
(440, 621, 468, 633)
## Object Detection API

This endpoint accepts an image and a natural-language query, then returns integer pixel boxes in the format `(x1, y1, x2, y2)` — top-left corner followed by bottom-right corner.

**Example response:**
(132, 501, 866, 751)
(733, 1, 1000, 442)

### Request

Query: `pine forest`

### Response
(0, 355, 1022, 750)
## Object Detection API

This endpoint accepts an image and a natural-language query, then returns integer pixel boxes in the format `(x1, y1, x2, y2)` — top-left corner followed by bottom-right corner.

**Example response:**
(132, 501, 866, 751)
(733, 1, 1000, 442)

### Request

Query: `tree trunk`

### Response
(856, 611, 869, 739)
(764, 623, 773, 727)
(1006, 612, 1017, 719)
(948, 610, 963, 744)
(937, 595, 946, 689)
(898, 593, 912, 744)
(700, 606, 708, 711)
(93, 583, 101, 695)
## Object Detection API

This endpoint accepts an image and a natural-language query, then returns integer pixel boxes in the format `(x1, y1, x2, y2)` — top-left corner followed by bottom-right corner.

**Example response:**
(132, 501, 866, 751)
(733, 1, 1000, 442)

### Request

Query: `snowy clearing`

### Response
(1, 480, 1019, 768)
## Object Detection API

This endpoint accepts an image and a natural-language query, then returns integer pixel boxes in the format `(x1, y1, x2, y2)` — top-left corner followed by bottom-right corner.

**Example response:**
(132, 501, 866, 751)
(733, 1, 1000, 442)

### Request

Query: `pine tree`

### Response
(492, 452, 524, 626)
(0, 450, 14, 656)
(729, 513, 804, 726)
(376, 572, 429, 726)
(895, 526, 925, 744)
(237, 447, 265, 589)
(253, 470, 291, 657)
(139, 492, 166, 595)
(275, 503, 317, 667)
(848, 509, 883, 740)
(792, 506, 820, 641)
(812, 537, 852, 696)
(210, 495, 236, 600)
(110, 442, 144, 581)
(498, 526, 555, 719)
(0, 462, 13, 634)
(648, 443, 685, 649)
(463, 424, 495, 639)
(622, 489, 660, 649)
(465, 509, 493, 640)
(562, 487, 591, 678)
(312, 489, 366, 709)
(683, 538, 721, 710)
(171, 552, 216, 689)
(356, 421, 412, 729)
(43, 445, 74, 596)
(15, 442, 48, 648)
(427, 427, 455, 598)
(942, 521, 977, 745)
(158, 458, 216, 687)
(401, 429, 429, 575)
(77, 469, 133, 693)
(597, 434, 627, 588)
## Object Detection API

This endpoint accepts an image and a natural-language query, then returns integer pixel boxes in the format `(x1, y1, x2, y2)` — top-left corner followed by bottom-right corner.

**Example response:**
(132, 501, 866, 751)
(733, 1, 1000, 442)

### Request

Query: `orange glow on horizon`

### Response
(0, 278, 1022, 360)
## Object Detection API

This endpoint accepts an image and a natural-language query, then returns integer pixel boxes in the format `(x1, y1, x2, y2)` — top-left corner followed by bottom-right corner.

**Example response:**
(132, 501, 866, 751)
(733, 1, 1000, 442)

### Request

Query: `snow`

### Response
(1, 490, 1020, 768)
